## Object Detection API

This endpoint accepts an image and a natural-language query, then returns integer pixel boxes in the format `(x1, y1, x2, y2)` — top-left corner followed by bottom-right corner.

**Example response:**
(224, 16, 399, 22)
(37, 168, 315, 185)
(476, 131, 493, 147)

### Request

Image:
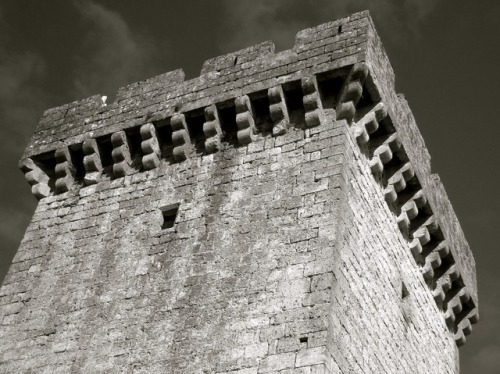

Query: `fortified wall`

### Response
(1, 11, 478, 373)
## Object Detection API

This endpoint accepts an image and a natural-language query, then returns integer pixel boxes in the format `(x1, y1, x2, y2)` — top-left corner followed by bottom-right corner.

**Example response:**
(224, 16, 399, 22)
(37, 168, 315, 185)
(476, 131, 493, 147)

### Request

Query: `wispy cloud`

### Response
(72, 1, 161, 100)
(0, 13, 48, 158)
(0, 5, 48, 176)
(0, 5, 46, 282)
(219, 0, 442, 52)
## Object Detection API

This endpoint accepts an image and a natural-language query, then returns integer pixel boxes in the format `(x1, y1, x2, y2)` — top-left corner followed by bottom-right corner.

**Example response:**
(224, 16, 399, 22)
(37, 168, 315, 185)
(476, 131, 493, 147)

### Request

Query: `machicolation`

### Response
(1, 10, 478, 374)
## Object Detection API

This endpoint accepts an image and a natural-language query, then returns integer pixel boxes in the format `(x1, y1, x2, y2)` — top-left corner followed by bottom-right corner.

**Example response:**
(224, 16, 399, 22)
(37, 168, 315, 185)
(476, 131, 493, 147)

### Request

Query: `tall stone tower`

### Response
(0, 11, 478, 374)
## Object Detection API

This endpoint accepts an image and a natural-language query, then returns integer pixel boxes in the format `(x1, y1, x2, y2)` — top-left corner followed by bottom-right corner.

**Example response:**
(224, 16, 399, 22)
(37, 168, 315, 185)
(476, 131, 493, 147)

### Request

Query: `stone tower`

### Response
(0, 11, 478, 374)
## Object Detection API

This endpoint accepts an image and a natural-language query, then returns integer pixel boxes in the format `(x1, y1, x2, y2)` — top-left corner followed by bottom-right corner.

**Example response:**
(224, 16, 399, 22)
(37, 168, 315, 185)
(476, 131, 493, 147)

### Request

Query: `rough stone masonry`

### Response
(0, 10, 478, 374)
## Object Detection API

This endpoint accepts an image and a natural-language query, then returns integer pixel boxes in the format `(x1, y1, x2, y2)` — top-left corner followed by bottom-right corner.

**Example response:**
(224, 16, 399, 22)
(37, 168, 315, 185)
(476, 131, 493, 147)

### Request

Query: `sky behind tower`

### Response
(0, 1, 498, 372)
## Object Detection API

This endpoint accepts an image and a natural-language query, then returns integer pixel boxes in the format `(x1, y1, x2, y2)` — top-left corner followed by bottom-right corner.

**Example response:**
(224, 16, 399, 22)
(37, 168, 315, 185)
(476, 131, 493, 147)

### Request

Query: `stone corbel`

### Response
(19, 158, 51, 200)
(268, 85, 290, 136)
(140, 123, 161, 170)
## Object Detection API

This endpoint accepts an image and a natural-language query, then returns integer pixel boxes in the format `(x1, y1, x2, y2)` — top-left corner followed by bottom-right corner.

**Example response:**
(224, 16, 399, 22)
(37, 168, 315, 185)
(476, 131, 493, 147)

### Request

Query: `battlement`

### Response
(23, 11, 379, 158)
(9, 10, 477, 372)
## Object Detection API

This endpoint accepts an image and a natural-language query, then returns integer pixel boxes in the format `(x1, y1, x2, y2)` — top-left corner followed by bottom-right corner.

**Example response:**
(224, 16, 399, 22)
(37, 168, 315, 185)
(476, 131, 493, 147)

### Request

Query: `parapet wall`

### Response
(10, 10, 478, 370)
(23, 12, 369, 158)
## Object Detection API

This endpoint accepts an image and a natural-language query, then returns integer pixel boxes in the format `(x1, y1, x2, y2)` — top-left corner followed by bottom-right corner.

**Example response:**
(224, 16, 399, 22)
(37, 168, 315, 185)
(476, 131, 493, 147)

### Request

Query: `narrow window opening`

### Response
(317, 73, 345, 109)
(233, 56, 239, 66)
(395, 184, 422, 213)
(362, 115, 394, 152)
(444, 280, 463, 310)
(380, 156, 406, 189)
(338, 25, 343, 34)
(408, 210, 435, 239)
(161, 203, 180, 229)
(401, 281, 410, 299)
(96, 135, 114, 178)
(124, 126, 144, 171)
(249, 90, 273, 133)
(68, 143, 86, 184)
(433, 254, 454, 281)
(185, 108, 206, 154)
(367, 125, 397, 159)
(454, 300, 475, 331)
(32, 150, 56, 190)
(154, 118, 174, 163)
(217, 101, 238, 146)
(299, 336, 308, 343)
(283, 80, 306, 128)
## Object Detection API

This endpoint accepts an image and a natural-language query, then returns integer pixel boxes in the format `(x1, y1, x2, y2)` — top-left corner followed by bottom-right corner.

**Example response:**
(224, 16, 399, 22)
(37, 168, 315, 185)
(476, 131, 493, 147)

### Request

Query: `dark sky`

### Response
(0, 1, 498, 371)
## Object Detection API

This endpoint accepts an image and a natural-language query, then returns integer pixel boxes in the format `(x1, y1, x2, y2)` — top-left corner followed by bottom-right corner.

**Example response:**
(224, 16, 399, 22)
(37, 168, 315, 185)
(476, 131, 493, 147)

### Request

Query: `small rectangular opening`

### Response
(96, 134, 113, 178)
(408, 211, 433, 236)
(124, 126, 144, 171)
(68, 143, 86, 184)
(381, 157, 407, 189)
(161, 203, 180, 229)
(32, 150, 56, 190)
(401, 281, 410, 299)
(299, 336, 308, 343)
(317, 71, 345, 109)
(217, 101, 238, 146)
(185, 108, 206, 154)
(154, 118, 174, 163)
(432, 254, 454, 281)
(249, 90, 272, 133)
(444, 280, 463, 307)
(283, 80, 306, 128)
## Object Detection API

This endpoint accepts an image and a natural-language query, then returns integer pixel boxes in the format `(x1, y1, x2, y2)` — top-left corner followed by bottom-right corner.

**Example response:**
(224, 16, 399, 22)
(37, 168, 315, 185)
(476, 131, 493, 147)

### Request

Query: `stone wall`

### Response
(1, 10, 477, 373)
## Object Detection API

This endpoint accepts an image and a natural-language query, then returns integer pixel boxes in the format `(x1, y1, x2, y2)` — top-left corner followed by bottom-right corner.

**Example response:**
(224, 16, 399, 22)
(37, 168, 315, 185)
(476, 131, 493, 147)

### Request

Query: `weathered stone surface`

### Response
(111, 130, 133, 178)
(54, 147, 76, 193)
(302, 76, 324, 128)
(140, 123, 161, 170)
(2, 10, 477, 374)
(203, 105, 222, 154)
(18, 158, 51, 200)
(235, 95, 257, 145)
(82, 138, 102, 185)
(268, 85, 290, 136)
(171, 113, 191, 162)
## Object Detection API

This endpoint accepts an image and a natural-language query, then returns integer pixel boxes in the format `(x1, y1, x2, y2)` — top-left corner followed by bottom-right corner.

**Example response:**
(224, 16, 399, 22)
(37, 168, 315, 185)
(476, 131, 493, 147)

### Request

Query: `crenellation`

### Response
(201, 41, 276, 75)
(24, 13, 373, 159)
(115, 69, 185, 103)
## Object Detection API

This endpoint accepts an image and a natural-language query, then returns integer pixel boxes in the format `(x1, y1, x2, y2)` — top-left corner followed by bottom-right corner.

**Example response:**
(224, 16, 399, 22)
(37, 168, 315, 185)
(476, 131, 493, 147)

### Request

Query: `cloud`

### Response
(0, 7, 48, 158)
(72, 1, 160, 100)
(0, 5, 49, 184)
(218, 0, 442, 52)
(0, 5, 48, 283)
(0, 47, 44, 277)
